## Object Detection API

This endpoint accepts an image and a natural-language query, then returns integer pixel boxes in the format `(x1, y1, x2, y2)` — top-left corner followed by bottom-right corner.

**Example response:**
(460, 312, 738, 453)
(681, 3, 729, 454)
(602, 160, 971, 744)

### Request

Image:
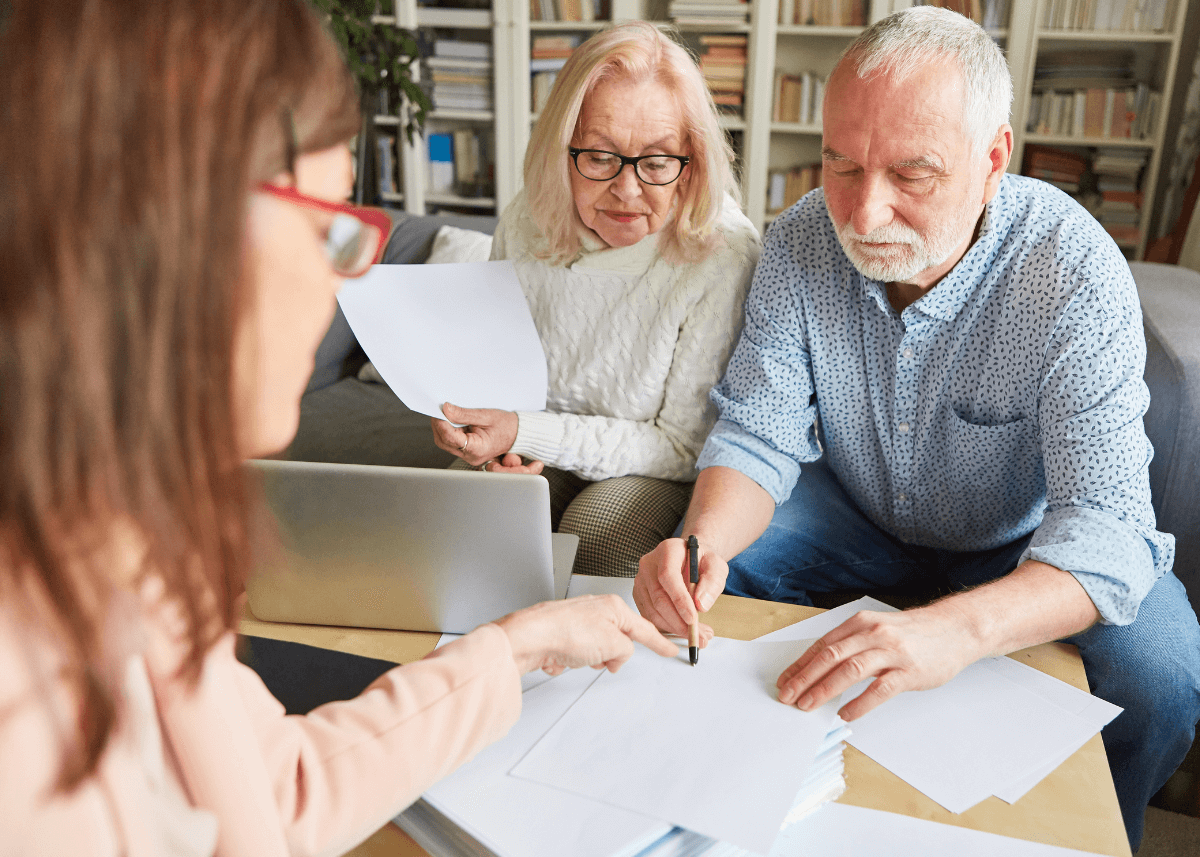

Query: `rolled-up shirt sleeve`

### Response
(1024, 275, 1174, 625)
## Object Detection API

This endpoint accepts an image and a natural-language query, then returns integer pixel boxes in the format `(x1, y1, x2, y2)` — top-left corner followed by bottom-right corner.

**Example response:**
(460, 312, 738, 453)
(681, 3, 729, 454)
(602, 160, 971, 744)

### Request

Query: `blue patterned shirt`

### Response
(699, 174, 1173, 625)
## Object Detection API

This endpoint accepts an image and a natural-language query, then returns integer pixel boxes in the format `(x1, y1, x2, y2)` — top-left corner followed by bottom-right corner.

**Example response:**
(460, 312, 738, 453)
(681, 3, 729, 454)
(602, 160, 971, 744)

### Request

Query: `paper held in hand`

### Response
(336, 261, 547, 423)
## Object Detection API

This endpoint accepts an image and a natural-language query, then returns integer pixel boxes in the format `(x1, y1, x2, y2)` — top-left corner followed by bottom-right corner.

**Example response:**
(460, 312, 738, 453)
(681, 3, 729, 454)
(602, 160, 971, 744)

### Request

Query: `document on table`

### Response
(754, 597, 1121, 813)
(337, 261, 547, 422)
(777, 803, 1110, 856)
(413, 668, 673, 857)
(510, 638, 839, 854)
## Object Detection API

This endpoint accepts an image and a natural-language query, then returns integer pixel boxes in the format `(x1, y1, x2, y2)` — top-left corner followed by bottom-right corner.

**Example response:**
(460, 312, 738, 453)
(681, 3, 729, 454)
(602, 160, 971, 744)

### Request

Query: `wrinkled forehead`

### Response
(574, 76, 686, 150)
(825, 55, 971, 155)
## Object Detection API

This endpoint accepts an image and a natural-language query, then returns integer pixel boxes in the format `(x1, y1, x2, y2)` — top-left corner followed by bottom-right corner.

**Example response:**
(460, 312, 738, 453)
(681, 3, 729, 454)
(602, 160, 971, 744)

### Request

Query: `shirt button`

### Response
(903, 347, 914, 358)
(898, 493, 908, 502)
(898, 422, 910, 433)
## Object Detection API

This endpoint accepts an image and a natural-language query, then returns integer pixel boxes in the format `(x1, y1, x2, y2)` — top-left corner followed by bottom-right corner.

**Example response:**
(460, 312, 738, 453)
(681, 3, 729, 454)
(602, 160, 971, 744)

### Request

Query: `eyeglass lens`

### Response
(575, 150, 683, 185)
(326, 214, 381, 277)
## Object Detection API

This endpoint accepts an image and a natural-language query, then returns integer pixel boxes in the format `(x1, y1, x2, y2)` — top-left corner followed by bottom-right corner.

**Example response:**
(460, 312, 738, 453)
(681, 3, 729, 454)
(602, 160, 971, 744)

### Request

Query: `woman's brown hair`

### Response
(0, 0, 359, 788)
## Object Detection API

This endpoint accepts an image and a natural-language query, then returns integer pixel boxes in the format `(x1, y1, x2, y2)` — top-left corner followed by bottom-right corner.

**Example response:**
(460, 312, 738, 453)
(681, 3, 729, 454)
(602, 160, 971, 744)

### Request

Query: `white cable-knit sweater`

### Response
(495, 190, 760, 482)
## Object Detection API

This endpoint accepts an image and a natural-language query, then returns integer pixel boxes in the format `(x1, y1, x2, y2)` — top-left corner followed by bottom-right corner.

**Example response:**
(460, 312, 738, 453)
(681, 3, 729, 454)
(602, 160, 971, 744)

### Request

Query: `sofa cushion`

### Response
(381, 211, 498, 265)
(425, 224, 494, 263)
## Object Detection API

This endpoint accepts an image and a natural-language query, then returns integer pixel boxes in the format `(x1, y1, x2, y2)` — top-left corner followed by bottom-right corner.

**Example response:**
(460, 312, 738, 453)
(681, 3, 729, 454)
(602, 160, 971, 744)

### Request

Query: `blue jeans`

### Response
(725, 460, 1200, 851)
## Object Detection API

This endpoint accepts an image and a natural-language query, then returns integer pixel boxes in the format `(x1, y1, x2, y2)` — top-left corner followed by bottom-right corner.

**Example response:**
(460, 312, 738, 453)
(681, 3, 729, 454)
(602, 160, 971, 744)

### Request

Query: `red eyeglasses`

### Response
(258, 183, 392, 278)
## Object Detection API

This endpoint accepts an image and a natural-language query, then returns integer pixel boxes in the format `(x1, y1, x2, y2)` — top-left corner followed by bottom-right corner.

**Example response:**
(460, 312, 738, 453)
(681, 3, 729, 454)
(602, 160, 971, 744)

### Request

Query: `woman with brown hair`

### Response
(0, 2, 674, 854)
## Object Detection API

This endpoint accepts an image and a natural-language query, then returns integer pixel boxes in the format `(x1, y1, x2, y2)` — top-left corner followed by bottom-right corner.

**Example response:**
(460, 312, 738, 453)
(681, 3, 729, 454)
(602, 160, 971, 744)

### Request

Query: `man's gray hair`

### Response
(838, 6, 1012, 153)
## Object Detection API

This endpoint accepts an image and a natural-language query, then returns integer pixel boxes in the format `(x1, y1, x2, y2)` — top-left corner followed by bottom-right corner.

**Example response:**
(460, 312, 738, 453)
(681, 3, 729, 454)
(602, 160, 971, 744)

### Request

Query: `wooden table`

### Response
(240, 594, 1131, 857)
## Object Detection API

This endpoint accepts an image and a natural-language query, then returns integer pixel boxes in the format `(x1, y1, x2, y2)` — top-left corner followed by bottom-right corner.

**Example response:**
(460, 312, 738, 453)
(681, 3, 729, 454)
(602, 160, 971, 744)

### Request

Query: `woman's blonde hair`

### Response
(523, 21, 739, 266)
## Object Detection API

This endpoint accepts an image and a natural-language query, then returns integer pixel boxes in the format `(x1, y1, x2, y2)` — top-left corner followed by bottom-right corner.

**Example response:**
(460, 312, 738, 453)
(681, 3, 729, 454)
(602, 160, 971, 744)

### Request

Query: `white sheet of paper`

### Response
(980, 656, 1122, 803)
(773, 803, 1108, 856)
(336, 261, 547, 422)
(565, 574, 637, 610)
(847, 661, 1101, 813)
(416, 668, 673, 857)
(510, 638, 837, 854)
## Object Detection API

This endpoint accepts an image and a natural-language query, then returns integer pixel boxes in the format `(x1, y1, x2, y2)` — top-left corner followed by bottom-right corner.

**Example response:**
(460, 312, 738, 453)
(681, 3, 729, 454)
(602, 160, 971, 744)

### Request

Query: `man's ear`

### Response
(981, 123, 1013, 205)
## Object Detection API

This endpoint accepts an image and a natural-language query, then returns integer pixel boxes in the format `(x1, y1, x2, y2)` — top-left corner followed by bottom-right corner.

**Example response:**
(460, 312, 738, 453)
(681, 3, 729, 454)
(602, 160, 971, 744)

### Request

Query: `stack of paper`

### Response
(395, 636, 850, 857)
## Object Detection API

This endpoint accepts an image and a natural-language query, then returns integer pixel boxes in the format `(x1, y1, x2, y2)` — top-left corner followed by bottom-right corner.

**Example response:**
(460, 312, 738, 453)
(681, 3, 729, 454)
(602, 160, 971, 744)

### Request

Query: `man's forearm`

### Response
(682, 466, 776, 561)
(927, 559, 1101, 660)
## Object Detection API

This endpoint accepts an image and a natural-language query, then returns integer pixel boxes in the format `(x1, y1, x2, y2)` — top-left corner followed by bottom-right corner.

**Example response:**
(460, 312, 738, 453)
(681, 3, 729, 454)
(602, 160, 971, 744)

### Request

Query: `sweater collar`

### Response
(570, 222, 663, 274)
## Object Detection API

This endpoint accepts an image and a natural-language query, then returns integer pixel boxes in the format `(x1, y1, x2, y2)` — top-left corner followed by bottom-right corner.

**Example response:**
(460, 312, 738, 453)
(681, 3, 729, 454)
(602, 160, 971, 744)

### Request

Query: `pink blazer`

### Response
(0, 596, 521, 857)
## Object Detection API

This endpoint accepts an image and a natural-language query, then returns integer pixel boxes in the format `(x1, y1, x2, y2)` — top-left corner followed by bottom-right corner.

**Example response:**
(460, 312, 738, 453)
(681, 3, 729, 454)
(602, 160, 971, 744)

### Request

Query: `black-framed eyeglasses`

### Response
(568, 147, 691, 186)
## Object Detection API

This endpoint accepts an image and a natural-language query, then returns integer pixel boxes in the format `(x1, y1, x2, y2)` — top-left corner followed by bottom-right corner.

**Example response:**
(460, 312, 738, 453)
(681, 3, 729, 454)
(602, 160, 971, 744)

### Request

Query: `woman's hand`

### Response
(484, 453, 545, 475)
(495, 595, 679, 675)
(431, 402, 520, 467)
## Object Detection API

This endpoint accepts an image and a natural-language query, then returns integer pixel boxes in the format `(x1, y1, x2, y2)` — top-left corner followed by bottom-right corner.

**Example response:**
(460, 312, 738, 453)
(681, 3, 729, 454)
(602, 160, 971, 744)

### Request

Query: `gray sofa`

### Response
(290, 216, 1200, 611)
(1136, 261, 1200, 611)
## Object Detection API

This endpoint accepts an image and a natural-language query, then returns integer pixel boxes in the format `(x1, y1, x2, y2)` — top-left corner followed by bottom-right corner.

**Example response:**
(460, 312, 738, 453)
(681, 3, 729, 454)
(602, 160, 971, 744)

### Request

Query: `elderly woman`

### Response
(0, 2, 676, 853)
(432, 22, 761, 577)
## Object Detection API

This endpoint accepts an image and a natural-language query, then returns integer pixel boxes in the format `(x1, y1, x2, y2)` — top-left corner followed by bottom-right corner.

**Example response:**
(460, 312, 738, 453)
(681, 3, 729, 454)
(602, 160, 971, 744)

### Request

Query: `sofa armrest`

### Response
(1132, 261, 1200, 606)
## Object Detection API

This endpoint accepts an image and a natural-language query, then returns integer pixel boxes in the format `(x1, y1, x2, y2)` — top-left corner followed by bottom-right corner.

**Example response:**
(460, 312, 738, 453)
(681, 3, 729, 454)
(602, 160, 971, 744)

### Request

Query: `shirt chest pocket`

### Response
(941, 408, 1042, 495)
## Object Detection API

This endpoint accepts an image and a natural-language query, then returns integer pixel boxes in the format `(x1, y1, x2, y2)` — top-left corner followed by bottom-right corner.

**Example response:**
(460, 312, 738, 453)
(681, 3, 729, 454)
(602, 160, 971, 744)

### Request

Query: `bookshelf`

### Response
(365, 0, 1192, 259)
(1009, 0, 1189, 257)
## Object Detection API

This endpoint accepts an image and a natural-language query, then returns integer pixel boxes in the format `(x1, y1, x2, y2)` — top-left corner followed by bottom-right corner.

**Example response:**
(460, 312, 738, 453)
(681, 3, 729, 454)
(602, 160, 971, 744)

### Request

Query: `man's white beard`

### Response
(833, 214, 968, 284)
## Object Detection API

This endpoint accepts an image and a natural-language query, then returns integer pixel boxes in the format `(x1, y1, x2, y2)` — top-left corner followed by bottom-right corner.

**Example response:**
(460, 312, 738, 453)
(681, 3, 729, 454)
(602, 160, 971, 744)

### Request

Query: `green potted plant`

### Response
(312, 0, 433, 202)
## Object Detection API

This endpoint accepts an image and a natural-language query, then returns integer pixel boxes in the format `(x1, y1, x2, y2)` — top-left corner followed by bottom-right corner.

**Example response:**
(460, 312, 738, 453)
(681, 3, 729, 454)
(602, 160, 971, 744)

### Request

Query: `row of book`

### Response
(530, 34, 579, 114)
(777, 0, 866, 26)
(1027, 85, 1161, 140)
(773, 70, 825, 126)
(1040, 0, 1177, 32)
(697, 34, 747, 113)
(670, 0, 749, 28)
(376, 133, 400, 199)
(1092, 148, 1148, 245)
(427, 128, 494, 199)
(1022, 144, 1147, 246)
(427, 39, 492, 113)
(768, 162, 822, 213)
(530, 0, 605, 22)
(913, 0, 1011, 30)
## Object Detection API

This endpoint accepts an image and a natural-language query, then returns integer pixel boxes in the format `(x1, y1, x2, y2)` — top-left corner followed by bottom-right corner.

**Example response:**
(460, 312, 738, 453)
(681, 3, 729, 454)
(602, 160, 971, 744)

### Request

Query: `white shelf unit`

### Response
(371, 0, 1190, 258)
(1008, 0, 1190, 258)
(376, 2, 523, 215)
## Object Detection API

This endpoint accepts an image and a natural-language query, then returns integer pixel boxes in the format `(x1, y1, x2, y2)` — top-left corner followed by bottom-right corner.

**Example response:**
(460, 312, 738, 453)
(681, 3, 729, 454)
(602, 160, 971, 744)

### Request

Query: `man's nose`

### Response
(850, 172, 895, 237)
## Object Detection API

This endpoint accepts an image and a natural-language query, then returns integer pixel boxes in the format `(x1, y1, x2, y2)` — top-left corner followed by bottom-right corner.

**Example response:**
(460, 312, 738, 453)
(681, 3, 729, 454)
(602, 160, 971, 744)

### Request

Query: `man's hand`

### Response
(431, 402, 520, 467)
(775, 561, 1100, 721)
(775, 604, 983, 721)
(495, 595, 679, 675)
(633, 538, 719, 645)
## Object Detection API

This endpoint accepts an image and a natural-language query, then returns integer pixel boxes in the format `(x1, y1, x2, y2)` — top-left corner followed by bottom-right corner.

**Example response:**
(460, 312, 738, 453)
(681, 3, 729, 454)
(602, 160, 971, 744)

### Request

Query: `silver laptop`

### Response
(246, 460, 577, 633)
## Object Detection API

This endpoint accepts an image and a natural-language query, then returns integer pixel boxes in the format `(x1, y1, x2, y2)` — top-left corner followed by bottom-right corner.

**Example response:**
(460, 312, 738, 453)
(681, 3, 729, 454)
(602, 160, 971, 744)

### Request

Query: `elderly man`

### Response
(634, 7, 1200, 849)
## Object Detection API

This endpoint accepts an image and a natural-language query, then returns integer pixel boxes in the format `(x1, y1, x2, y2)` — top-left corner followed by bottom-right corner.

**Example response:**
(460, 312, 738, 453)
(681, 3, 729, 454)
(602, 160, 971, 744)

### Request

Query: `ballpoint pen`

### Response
(687, 534, 700, 666)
